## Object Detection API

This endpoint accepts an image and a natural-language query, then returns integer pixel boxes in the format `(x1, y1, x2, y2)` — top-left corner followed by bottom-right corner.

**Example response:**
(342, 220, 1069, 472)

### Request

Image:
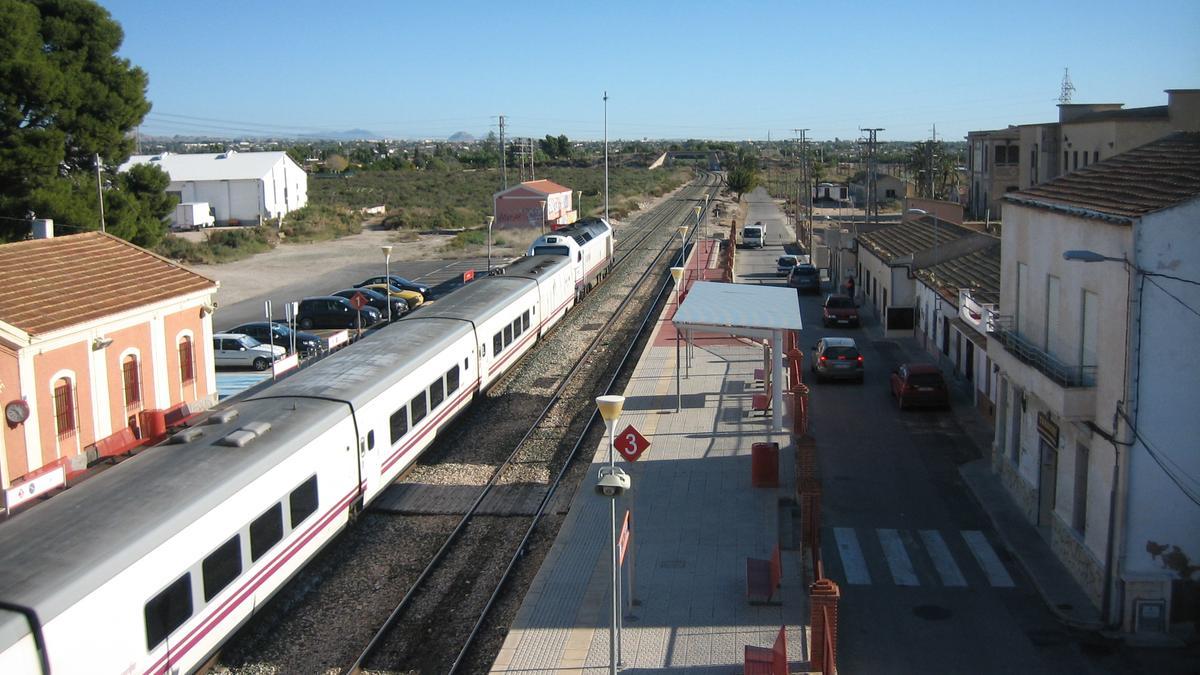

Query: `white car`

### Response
(213, 333, 286, 370)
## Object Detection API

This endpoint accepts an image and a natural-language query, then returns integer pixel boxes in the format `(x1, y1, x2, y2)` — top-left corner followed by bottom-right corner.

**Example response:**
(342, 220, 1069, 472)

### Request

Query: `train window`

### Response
(202, 536, 242, 602)
(249, 503, 283, 562)
(504, 325, 513, 347)
(523, 310, 530, 331)
(463, 357, 468, 371)
(145, 573, 193, 650)
(493, 333, 502, 355)
(411, 393, 427, 425)
(430, 379, 444, 409)
(446, 365, 460, 394)
(389, 408, 408, 444)
(366, 430, 375, 450)
(512, 317, 522, 339)
(290, 475, 319, 528)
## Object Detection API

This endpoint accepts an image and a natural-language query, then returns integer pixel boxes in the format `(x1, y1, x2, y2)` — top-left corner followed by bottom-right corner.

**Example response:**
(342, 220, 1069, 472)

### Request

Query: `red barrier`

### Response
(751, 442, 780, 487)
(810, 580, 841, 674)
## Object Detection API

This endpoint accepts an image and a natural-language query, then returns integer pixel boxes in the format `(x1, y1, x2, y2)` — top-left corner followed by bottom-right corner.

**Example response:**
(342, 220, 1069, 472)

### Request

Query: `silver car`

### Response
(213, 333, 286, 371)
(810, 337, 864, 382)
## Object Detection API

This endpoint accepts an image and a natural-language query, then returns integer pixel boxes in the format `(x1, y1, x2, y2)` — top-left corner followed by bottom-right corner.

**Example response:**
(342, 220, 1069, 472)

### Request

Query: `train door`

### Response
(358, 414, 383, 499)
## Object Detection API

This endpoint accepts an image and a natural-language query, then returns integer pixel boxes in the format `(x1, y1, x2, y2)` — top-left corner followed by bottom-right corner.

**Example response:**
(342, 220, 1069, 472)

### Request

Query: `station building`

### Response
(494, 180, 577, 230)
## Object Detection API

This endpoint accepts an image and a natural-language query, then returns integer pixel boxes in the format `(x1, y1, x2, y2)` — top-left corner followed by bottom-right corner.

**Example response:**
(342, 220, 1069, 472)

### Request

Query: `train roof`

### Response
(404, 255, 567, 325)
(531, 218, 611, 249)
(0, 395, 347, 647)
(0, 318, 478, 646)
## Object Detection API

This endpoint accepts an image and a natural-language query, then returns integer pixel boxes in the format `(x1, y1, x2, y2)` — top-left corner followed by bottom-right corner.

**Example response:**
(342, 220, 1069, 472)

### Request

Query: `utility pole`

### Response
(860, 128, 884, 225)
(499, 115, 507, 189)
(95, 153, 106, 233)
(604, 91, 609, 223)
(530, 137, 536, 180)
(793, 128, 809, 251)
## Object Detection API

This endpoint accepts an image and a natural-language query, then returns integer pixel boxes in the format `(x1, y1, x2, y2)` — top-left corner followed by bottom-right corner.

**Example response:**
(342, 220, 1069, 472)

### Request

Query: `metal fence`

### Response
(989, 315, 1096, 387)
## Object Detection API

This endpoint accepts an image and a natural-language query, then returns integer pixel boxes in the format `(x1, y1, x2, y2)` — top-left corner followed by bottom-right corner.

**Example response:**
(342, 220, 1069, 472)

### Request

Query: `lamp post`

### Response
(677, 224, 688, 267)
(381, 245, 393, 323)
(670, 267, 684, 412)
(596, 394, 626, 674)
(486, 216, 495, 273)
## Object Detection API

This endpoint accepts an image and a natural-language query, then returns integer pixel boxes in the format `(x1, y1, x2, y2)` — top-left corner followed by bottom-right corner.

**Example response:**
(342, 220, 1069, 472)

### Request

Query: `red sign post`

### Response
(615, 424, 650, 462)
(349, 292, 368, 310)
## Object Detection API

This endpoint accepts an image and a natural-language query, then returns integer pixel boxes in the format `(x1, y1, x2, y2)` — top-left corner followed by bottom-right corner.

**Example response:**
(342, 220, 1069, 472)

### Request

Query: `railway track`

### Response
(216, 172, 723, 674)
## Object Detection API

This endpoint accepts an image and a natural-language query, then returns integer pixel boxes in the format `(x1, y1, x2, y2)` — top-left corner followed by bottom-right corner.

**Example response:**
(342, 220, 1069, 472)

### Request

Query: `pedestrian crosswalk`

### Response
(823, 527, 1016, 589)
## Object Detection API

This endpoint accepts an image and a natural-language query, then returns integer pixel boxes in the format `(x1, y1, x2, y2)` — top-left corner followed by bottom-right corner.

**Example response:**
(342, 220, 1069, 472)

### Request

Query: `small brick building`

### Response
(0, 230, 218, 508)
(493, 180, 577, 229)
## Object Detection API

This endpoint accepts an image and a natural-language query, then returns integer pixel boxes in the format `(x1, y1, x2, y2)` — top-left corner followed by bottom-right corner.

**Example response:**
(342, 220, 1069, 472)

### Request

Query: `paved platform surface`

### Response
(490, 235, 810, 673)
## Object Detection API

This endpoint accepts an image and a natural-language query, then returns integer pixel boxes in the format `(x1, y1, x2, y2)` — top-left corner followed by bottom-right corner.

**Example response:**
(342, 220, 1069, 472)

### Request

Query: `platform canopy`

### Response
(672, 281, 803, 337)
(671, 281, 802, 432)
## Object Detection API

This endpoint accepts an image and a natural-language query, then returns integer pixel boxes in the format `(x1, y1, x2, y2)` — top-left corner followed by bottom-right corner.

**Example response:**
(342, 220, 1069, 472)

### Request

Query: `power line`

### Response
(1145, 275, 1200, 320)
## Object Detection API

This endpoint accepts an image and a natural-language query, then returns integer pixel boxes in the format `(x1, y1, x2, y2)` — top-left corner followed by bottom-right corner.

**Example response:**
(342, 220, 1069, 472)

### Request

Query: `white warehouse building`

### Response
(121, 150, 308, 226)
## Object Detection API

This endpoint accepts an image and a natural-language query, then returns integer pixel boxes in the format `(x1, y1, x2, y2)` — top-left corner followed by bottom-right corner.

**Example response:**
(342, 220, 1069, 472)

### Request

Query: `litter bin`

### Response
(751, 441, 780, 487)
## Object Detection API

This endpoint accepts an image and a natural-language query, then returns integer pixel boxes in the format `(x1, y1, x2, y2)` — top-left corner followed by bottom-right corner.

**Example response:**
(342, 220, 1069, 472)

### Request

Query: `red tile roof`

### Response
(1005, 132, 1200, 222)
(520, 179, 571, 195)
(0, 232, 217, 337)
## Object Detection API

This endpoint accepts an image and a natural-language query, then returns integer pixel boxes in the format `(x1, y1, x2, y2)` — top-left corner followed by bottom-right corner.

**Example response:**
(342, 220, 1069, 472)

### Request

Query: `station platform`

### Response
(490, 237, 812, 673)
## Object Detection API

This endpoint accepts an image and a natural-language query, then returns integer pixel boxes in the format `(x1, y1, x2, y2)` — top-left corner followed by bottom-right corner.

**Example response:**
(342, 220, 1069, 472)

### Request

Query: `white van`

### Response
(742, 222, 765, 248)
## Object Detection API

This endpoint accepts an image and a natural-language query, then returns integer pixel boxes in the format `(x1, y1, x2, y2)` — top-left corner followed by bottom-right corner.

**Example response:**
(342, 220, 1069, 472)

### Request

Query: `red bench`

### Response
(752, 387, 772, 416)
(90, 427, 146, 461)
(746, 545, 782, 605)
(744, 625, 787, 675)
(163, 402, 198, 430)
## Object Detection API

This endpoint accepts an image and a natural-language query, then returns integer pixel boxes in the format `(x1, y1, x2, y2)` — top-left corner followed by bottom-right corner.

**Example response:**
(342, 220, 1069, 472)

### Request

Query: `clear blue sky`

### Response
(99, 0, 1200, 142)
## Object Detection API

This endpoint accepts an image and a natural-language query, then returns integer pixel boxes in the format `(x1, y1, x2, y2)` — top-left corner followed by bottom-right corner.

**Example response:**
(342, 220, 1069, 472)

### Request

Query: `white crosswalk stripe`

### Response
(878, 529, 919, 586)
(825, 527, 1015, 589)
(962, 530, 1015, 588)
(920, 529, 967, 587)
(833, 527, 871, 585)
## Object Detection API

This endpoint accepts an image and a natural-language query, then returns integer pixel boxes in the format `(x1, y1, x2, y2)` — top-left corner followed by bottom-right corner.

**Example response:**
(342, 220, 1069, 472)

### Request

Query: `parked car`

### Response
(890, 363, 950, 409)
(227, 322, 323, 357)
(332, 287, 407, 321)
(359, 283, 424, 310)
(296, 296, 383, 329)
(777, 255, 800, 276)
(788, 264, 820, 294)
(810, 337, 864, 382)
(356, 274, 434, 300)
(212, 333, 286, 371)
(822, 294, 860, 327)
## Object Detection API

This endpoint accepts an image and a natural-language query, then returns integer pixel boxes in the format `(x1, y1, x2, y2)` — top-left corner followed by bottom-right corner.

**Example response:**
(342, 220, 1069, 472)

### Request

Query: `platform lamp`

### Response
(486, 216, 495, 273)
(693, 205, 703, 276)
(677, 224, 689, 267)
(381, 245, 394, 323)
(596, 394, 627, 673)
(670, 266, 685, 413)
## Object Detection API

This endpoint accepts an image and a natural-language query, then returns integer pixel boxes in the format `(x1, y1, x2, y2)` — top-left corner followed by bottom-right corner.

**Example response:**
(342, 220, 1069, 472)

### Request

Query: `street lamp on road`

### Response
(486, 216, 495, 273)
(381, 245, 393, 323)
(596, 394, 627, 674)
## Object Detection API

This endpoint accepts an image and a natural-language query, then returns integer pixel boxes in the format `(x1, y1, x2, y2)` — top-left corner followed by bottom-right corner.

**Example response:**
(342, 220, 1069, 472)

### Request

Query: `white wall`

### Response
(1122, 198, 1200, 581)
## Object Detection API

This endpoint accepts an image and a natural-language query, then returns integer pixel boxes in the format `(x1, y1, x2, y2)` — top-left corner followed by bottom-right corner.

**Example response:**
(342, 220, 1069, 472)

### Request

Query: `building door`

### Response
(996, 378, 1008, 453)
(1009, 386, 1022, 463)
(1038, 439, 1058, 527)
(942, 316, 950, 355)
(965, 340, 974, 382)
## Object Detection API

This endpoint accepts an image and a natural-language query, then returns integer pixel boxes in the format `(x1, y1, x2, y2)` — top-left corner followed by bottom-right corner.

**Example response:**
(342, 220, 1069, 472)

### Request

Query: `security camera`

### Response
(595, 466, 631, 498)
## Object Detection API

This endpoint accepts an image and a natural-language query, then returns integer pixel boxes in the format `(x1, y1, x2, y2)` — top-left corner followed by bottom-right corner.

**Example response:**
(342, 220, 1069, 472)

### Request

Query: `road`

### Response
(737, 188, 1118, 674)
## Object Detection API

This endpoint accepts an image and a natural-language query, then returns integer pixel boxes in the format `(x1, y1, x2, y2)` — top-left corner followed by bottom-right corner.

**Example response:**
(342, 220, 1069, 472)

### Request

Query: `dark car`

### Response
(332, 287, 407, 321)
(822, 294, 859, 327)
(890, 363, 950, 409)
(356, 274, 434, 300)
(296, 296, 383, 330)
(788, 264, 820, 294)
(227, 322, 323, 357)
(810, 337, 864, 382)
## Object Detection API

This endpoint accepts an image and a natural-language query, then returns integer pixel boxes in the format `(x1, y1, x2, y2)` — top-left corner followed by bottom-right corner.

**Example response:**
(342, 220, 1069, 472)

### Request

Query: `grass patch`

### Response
(280, 204, 362, 242)
(155, 227, 277, 264)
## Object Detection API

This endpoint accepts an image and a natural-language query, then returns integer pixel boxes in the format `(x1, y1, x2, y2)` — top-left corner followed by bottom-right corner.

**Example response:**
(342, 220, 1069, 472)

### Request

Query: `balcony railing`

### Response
(989, 315, 1096, 387)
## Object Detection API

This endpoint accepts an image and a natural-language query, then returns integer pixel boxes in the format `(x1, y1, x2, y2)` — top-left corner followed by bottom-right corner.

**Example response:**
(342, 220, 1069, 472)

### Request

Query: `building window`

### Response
(885, 188, 897, 198)
(123, 355, 142, 410)
(1082, 152, 1089, 167)
(1073, 444, 1089, 534)
(1073, 151, 1078, 170)
(179, 337, 195, 384)
(53, 377, 76, 439)
(1093, 151, 1099, 164)
(1063, 150, 1069, 171)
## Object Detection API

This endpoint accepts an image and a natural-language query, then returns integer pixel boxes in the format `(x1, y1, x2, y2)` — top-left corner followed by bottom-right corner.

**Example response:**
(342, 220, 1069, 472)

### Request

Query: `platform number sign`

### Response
(615, 424, 650, 462)
(349, 292, 369, 310)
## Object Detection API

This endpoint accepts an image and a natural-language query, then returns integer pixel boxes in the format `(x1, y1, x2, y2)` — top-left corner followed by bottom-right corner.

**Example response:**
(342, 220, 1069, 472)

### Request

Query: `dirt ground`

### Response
(185, 184, 708, 309)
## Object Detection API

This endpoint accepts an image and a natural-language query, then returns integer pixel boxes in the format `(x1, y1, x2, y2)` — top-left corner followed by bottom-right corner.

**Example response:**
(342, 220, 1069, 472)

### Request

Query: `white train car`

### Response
(527, 217, 613, 297)
(0, 255, 579, 675)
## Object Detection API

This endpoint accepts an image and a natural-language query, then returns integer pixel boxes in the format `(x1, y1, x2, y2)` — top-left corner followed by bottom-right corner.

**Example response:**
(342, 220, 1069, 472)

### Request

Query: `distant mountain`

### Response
(301, 128, 380, 140)
(449, 131, 475, 142)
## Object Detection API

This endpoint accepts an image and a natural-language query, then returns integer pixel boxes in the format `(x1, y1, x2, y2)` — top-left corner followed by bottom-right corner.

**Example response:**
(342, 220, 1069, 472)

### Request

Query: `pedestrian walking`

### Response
(846, 275, 856, 301)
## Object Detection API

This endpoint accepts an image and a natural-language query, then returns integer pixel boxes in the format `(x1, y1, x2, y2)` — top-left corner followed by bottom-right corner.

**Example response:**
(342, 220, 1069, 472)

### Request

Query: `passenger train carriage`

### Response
(527, 217, 613, 297)
(0, 255, 580, 674)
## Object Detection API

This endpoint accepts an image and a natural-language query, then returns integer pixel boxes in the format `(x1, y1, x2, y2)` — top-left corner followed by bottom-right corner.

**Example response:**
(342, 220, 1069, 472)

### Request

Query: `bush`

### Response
(155, 227, 276, 264)
(280, 205, 361, 242)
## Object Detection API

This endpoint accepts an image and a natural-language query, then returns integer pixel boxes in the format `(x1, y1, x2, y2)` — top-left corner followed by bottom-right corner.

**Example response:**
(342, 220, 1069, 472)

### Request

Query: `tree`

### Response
(538, 134, 571, 159)
(905, 141, 961, 200)
(324, 154, 349, 173)
(104, 163, 174, 247)
(0, 0, 153, 241)
(725, 150, 759, 202)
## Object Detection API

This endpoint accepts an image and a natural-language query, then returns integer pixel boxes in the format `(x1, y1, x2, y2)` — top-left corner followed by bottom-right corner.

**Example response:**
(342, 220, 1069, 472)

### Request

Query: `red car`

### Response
(890, 363, 950, 409)
(822, 294, 859, 327)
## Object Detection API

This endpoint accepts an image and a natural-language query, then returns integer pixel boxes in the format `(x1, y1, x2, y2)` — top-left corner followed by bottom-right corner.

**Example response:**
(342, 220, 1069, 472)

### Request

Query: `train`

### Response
(526, 217, 614, 297)
(0, 220, 613, 674)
